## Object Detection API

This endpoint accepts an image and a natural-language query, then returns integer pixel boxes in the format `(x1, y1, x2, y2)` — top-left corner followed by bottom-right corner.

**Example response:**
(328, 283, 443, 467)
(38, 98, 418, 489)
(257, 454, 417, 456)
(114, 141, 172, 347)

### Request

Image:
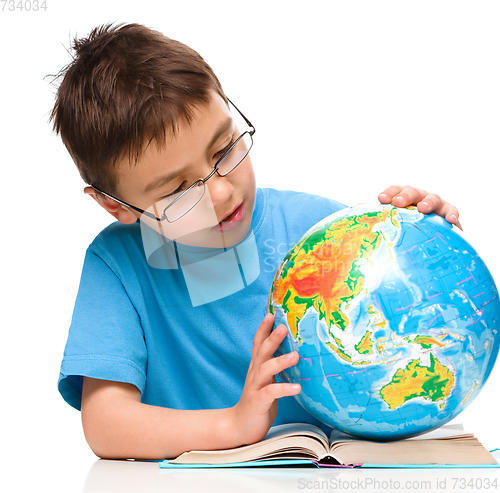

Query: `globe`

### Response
(268, 203, 500, 440)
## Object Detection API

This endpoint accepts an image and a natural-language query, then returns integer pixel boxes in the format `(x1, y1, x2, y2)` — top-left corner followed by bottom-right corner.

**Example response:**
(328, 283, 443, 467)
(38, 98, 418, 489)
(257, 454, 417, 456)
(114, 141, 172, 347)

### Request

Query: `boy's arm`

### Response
(81, 313, 300, 460)
(82, 378, 237, 459)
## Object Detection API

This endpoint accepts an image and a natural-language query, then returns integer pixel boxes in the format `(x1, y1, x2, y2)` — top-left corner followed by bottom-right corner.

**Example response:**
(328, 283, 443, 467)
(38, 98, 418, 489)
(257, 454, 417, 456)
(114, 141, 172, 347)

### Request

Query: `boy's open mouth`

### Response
(213, 201, 245, 233)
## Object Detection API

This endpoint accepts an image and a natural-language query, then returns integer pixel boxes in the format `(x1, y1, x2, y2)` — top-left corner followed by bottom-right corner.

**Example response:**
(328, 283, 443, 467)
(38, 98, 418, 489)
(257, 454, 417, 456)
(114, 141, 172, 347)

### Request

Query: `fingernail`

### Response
(274, 326, 282, 336)
(379, 193, 389, 201)
(286, 351, 296, 360)
(449, 214, 457, 223)
(291, 384, 301, 390)
(420, 201, 431, 209)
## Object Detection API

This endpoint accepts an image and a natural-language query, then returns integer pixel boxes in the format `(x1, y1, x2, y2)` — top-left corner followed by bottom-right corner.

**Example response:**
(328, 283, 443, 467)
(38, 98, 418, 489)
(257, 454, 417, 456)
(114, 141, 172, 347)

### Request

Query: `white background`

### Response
(1, 1, 499, 491)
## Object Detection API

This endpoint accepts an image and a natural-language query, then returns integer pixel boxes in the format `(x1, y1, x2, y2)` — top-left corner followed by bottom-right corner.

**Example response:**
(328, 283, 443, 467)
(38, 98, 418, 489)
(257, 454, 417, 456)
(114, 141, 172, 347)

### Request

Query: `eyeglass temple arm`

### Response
(227, 98, 256, 135)
(89, 184, 161, 222)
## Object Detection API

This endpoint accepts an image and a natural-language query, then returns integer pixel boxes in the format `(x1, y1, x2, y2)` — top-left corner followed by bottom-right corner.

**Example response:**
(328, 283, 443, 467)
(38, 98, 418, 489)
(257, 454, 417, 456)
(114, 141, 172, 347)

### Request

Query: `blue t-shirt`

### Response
(58, 188, 346, 434)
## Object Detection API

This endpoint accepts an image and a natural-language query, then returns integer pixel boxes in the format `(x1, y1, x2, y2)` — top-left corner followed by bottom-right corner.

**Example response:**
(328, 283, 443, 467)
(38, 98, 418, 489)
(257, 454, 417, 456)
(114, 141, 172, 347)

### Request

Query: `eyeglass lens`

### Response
(160, 132, 253, 221)
(162, 181, 205, 222)
(217, 132, 253, 176)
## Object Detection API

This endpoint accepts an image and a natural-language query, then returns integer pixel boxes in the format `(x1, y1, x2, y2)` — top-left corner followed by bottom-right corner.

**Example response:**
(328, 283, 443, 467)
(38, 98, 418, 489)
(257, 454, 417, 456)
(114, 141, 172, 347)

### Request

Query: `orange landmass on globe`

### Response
(269, 209, 393, 339)
(380, 354, 454, 409)
(409, 335, 446, 349)
(355, 331, 374, 355)
(461, 380, 479, 405)
(326, 342, 352, 362)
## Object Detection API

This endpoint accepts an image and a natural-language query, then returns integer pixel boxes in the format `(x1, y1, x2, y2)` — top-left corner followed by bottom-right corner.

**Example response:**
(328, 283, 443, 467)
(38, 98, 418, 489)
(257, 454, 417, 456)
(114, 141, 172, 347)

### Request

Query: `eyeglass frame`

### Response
(90, 98, 255, 223)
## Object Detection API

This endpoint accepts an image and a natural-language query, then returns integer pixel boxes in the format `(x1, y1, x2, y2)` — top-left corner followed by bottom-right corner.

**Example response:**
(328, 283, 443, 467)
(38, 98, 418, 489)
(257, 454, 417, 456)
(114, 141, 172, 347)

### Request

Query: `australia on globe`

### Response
(268, 203, 500, 440)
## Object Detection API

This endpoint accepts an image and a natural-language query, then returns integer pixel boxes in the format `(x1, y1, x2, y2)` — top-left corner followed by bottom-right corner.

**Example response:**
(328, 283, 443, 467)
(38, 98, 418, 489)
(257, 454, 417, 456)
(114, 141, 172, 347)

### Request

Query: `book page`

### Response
(406, 423, 469, 440)
(265, 423, 329, 442)
(331, 438, 497, 466)
(328, 423, 470, 446)
(326, 424, 495, 466)
(169, 423, 330, 464)
(169, 435, 329, 464)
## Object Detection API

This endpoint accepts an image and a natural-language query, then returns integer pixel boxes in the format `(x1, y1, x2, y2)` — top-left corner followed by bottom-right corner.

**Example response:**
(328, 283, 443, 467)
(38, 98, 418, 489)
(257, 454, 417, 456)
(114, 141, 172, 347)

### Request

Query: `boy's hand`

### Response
(378, 185, 462, 230)
(231, 313, 301, 446)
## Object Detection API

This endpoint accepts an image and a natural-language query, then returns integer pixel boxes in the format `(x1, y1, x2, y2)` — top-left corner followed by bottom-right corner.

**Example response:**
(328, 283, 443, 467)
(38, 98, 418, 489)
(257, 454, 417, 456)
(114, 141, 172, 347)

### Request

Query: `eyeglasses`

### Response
(91, 98, 255, 222)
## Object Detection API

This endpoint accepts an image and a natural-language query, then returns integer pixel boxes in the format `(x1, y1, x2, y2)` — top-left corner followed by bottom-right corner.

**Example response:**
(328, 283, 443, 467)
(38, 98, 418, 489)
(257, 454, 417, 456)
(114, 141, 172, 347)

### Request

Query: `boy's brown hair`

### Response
(49, 22, 227, 195)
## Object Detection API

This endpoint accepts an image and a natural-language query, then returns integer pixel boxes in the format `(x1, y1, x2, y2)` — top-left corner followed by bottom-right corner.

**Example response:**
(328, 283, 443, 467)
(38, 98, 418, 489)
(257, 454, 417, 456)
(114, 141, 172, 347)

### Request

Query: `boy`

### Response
(51, 22, 460, 460)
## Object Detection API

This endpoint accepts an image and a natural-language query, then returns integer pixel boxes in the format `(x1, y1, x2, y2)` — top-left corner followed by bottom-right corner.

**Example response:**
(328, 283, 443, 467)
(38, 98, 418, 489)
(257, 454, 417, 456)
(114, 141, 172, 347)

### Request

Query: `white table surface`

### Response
(38, 457, 500, 493)
(95, 460, 500, 493)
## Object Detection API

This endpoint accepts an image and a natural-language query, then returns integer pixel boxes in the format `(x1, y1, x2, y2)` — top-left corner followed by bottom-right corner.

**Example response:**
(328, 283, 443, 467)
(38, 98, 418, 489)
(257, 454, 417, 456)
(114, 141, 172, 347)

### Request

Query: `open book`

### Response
(163, 423, 498, 468)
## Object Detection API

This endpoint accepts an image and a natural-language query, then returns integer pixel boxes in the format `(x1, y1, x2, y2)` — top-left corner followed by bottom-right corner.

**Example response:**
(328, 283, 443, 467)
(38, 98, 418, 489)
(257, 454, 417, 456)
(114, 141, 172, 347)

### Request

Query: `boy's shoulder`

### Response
(254, 188, 347, 251)
(262, 187, 345, 206)
(260, 187, 346, 220)
(86, 220, 144, 268)
(90, 219, 141, 246)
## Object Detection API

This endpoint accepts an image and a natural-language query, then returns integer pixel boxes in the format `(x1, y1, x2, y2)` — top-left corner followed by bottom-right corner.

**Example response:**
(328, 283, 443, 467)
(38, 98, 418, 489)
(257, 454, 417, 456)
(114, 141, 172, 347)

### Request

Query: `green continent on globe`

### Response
(406, 335, 446, 349)
(268, 208, 397, 339)
(355, 331, 374, 355)
(379, 354, 455, 410)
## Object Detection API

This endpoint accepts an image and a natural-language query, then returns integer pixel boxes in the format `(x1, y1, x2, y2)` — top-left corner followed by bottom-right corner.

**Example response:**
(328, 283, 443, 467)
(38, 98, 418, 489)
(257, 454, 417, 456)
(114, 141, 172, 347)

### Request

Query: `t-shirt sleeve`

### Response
(58, 248, 147, 411)
(265, 189, 348, 234)
(327, 197, 348, 215)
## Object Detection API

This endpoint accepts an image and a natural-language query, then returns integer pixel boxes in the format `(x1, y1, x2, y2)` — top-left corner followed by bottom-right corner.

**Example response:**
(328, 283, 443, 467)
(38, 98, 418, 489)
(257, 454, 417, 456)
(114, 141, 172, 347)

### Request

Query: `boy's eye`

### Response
(213, 138, 235, 161)
(159, 182, 187, 201)
(157, 138, 236, 202)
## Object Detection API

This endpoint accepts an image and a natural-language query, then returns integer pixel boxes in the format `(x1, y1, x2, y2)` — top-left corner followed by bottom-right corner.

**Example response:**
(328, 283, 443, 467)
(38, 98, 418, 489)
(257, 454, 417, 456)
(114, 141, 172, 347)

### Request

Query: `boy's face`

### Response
(93, 92, 257, 248)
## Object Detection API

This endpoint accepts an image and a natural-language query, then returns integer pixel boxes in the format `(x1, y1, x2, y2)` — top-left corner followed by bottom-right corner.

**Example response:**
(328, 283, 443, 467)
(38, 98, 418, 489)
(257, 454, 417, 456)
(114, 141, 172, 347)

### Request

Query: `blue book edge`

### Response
(159, 459, 318, 469)
(159, 449, 500, 469)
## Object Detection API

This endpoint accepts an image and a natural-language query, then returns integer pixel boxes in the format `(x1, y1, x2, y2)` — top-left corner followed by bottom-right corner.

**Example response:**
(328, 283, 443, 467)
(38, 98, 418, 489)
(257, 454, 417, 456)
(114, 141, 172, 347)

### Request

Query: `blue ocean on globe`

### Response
(268, 204, 500, 440)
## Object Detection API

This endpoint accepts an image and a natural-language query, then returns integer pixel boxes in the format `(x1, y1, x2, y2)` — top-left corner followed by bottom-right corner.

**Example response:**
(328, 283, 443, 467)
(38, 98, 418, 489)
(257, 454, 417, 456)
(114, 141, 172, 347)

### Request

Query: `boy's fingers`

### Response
(257, 382, 302, 410)
(391, 187, 426, 208)
(378, 185, 405, 203)
(248, 382, 301, 415)
(418, 200, 462, 229)
(252, 324, 288, 367)
(252, 351, 299, 389)
(434, 202, 460, 224)
(379, 184, 402, 196)
(251, 313, 274, 360)
(379, 185, 431, 208)
(416, 193, 443, 213)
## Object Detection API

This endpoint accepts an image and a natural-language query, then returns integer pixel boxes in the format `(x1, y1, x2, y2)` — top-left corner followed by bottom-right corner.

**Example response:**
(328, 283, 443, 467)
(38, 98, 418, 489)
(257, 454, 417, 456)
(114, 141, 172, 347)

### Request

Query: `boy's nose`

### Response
(204, 173, 234, 210)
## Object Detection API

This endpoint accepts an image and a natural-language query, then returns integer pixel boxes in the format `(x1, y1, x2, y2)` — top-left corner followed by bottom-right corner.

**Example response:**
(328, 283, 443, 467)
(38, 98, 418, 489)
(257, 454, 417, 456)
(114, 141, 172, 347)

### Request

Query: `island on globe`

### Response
(268, 203, 500, 440)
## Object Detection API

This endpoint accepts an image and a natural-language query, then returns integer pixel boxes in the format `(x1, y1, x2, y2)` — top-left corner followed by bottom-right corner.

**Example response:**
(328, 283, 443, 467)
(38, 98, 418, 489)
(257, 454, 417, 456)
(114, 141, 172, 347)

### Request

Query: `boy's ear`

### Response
(84, 186, 138, 224)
